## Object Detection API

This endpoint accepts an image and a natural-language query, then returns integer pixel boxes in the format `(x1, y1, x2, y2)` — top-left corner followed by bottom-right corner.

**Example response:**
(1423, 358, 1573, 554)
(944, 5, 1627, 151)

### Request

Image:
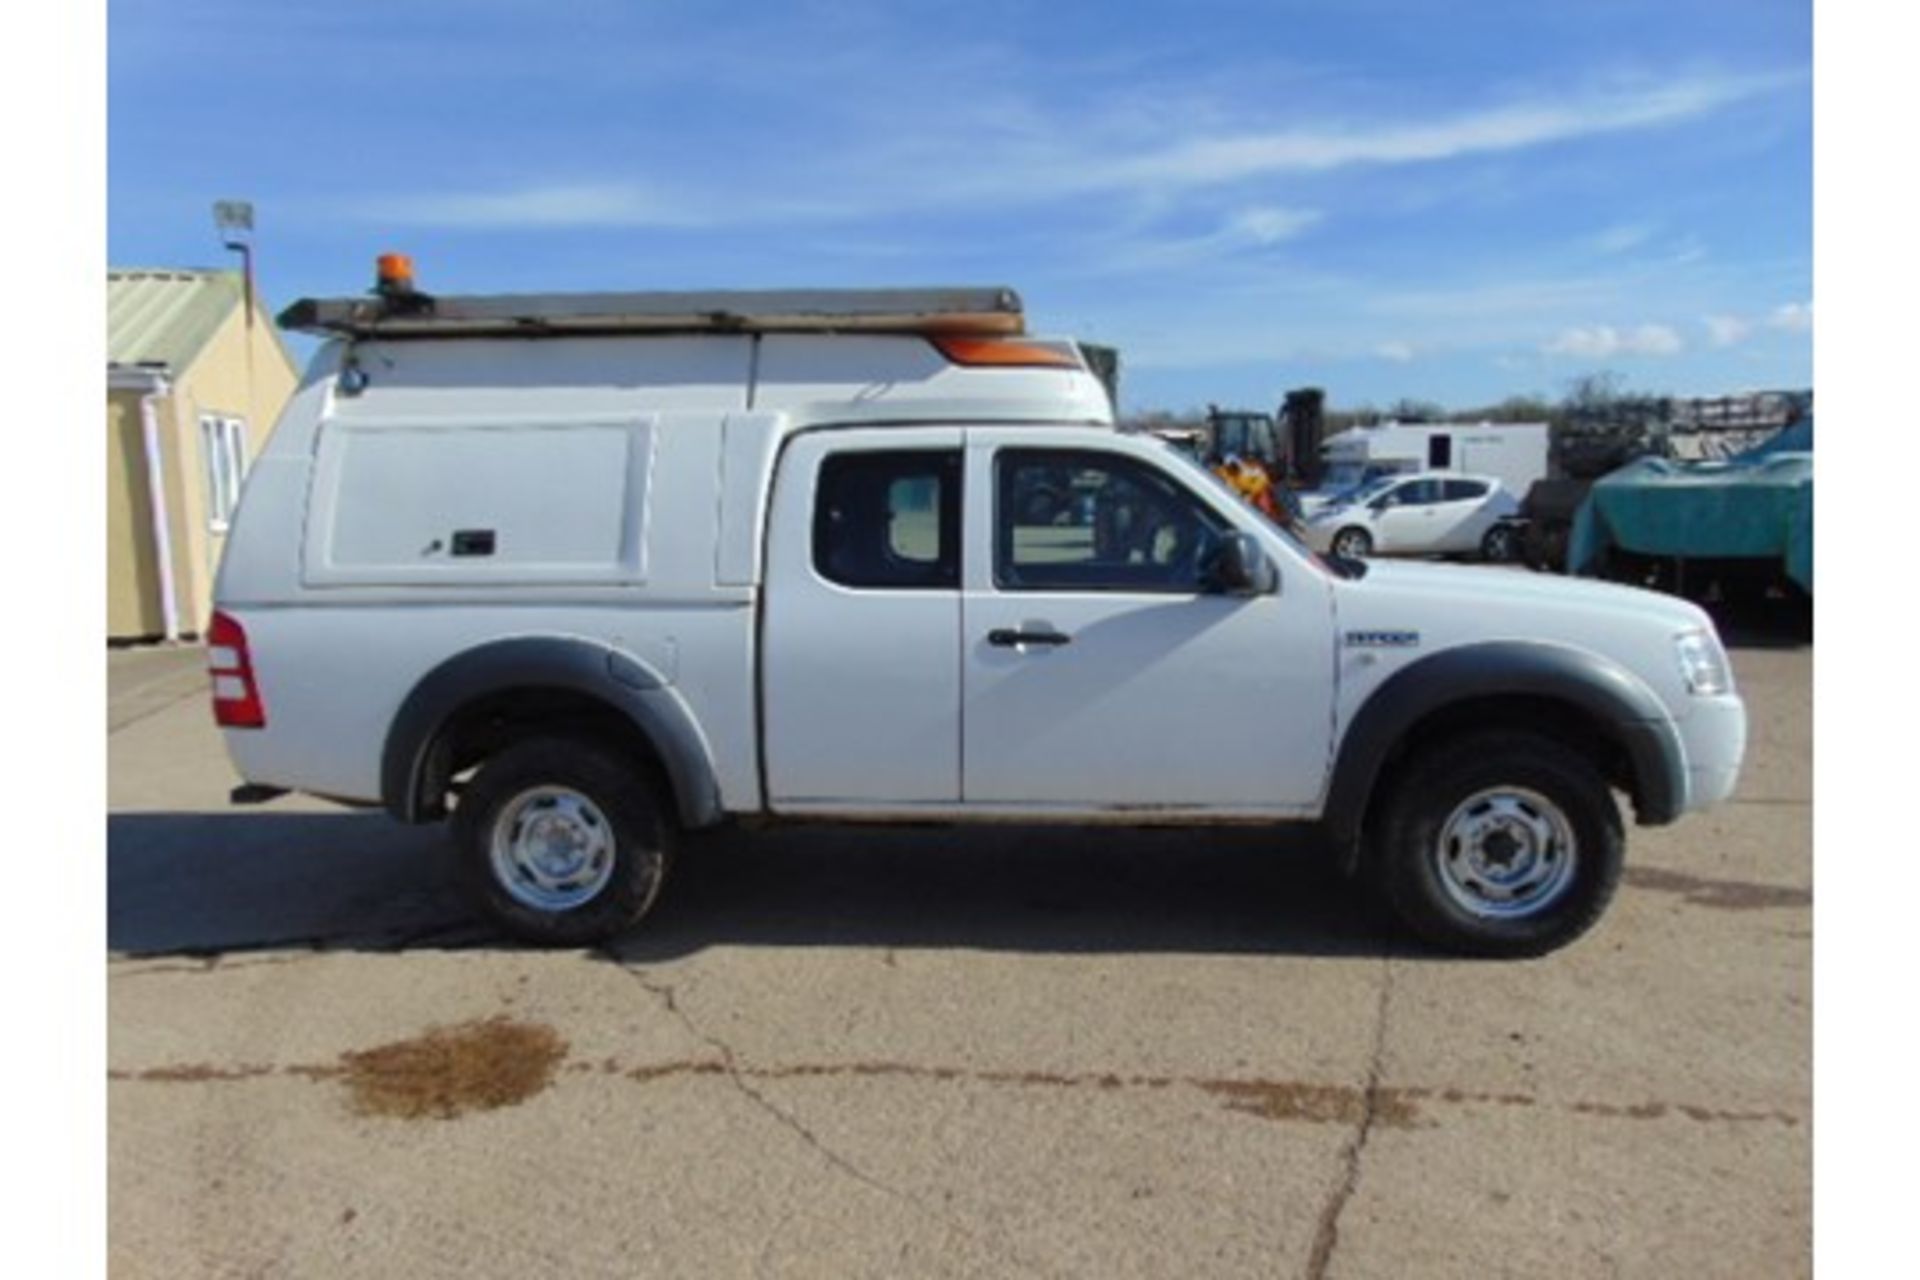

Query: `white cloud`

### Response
(1231, 207, 1322, 244)
(1375, 341, 1416, 363)
(1368, 274, 1622, 321)
(1769, 301, 1813, 332)
(359, 182, 856, 230)
(1703, 314, 1753, 347)
(1590, 223, 1656, 254)
(358, 70, 1792, 228)
(366, 183, 698, 229)
(1092, 206, 1322, 273)
(1544, 323, 1685, 358)
(1097, 73, 1784, 190)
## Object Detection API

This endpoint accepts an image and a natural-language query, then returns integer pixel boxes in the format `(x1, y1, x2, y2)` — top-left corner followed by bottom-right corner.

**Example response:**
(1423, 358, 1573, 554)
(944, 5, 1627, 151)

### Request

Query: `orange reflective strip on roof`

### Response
(928, 334, 1080, 369)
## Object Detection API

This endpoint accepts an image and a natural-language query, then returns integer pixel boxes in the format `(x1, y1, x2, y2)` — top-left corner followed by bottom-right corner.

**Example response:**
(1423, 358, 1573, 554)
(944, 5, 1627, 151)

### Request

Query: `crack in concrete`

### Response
(108, 672, 210, 733)
(107, 918, 493, 975)
(754, 1208, 798, 1280)
(598, 950, 1050, 1279)
(606, 957, 928, 1201)
(109, 1042, 1803, 1131)
(1304, 954, 1395, 1280)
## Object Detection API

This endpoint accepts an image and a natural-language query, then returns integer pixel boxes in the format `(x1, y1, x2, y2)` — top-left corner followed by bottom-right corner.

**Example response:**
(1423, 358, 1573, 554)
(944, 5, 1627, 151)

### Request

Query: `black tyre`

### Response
(1481, 524, 1517, 563)
(452, 736, 675, 946)
(1369, 731, 1623, 957)
(1331, 526, 1373, 559)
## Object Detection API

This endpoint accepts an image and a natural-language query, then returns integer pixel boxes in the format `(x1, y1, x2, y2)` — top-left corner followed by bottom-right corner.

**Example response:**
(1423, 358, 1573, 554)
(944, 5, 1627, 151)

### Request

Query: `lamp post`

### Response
(213, 199, 254, 326)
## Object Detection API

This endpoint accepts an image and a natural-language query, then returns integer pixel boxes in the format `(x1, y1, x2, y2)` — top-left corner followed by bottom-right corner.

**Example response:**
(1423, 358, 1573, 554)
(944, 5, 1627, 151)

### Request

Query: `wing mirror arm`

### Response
(1203, 531, 1280, 597)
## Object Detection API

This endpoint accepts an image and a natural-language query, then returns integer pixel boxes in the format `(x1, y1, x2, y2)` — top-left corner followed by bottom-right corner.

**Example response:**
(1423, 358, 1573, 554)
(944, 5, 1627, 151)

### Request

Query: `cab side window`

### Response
(813, 451, 961, 589)
(995, 449, 1222, 592)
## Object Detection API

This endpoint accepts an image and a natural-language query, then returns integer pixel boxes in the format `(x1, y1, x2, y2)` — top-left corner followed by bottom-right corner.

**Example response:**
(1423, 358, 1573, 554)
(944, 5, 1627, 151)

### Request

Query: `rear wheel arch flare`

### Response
(380, 636, 721, 828)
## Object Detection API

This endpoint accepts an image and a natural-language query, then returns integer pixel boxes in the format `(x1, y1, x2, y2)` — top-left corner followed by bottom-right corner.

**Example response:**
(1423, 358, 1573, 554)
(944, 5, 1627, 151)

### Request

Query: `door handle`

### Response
(450, 528, 497, 556)
(987, 628, 1072, 648)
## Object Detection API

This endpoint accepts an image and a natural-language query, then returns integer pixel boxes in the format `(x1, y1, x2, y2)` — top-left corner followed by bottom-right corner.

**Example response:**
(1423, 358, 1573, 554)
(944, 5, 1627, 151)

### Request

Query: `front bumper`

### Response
(1678, 693, 1748, 812)
(1300, 522, 1340, 553)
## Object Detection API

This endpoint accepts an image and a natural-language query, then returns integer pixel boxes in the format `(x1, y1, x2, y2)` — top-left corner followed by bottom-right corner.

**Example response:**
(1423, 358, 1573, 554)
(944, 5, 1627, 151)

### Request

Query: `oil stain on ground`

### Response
(335, 1016, 568, 1119)
(1624, 866, 1812, 911)
(1198, 1079, 1421, 1129)
(111, 1037, 1796, 1129)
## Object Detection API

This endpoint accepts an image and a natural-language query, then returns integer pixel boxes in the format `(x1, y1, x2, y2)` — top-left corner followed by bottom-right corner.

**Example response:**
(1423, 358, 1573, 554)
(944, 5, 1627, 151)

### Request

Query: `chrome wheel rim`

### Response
(1334, 530, 1369, 558)
(489, 786, 616, 911)
(1434, 787, 1578, 919)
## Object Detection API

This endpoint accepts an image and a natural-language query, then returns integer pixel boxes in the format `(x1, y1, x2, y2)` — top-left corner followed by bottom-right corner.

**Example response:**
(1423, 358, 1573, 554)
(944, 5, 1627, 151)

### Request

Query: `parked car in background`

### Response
(1297, 464, 1411, 519)
(1303, 471, 1520, 561)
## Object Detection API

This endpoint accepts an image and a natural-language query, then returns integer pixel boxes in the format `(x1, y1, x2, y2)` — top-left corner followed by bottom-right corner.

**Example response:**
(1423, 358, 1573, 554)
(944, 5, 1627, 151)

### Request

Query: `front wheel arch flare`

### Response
(1320, 641, 1684, 871)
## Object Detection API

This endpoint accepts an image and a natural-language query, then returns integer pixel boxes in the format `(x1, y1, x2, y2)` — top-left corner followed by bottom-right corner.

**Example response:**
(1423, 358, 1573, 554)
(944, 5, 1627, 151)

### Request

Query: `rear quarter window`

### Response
(813, 450, 961, 589)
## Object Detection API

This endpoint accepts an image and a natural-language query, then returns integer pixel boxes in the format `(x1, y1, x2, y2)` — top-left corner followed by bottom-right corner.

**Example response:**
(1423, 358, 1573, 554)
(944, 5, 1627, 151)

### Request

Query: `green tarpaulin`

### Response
(1569, 435, 1813, 593)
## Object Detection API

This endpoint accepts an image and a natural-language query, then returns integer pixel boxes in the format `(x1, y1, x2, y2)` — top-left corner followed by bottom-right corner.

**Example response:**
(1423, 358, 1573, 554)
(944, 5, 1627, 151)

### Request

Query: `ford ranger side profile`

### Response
(210, 265, 1747, 957)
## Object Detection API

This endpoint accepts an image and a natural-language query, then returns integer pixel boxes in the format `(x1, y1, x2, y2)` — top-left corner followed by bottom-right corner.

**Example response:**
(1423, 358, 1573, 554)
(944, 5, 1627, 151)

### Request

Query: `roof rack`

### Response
(278, 285, 1027, 340)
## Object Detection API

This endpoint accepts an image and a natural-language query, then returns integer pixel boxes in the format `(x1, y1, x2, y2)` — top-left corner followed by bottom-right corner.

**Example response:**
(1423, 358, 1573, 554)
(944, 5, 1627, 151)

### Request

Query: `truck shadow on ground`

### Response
(107, 811, 1405, 962)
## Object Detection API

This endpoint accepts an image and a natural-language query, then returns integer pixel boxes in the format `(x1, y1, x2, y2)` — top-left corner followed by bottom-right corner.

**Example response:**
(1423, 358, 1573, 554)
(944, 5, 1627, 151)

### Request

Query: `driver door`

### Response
(960, 433, 1334, 812)
(1370, 478, 1441, 552)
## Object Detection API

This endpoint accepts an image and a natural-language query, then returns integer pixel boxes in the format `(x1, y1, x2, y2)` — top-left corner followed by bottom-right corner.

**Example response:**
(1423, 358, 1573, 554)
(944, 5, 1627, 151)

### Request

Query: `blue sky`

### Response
(108, 0, 1811, 413)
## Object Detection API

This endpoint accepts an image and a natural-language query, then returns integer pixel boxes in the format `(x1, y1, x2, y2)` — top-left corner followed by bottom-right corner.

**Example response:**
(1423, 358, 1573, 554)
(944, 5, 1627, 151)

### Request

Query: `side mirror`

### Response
(1204, 531, 1278, 596)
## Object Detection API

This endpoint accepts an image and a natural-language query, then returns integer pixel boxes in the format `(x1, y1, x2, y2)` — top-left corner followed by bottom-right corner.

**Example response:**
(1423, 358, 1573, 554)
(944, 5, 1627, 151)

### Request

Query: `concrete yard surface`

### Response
(108, 628, 1811, 1279)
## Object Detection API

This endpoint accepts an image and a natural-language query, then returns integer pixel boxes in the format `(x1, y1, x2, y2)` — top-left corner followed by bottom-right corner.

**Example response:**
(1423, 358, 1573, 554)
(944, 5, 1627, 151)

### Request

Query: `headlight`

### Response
(1674, 628, 1731, 696)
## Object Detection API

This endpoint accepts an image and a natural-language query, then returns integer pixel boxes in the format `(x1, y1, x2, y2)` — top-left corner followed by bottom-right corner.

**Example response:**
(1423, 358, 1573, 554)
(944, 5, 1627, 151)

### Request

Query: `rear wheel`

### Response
(1481, 524, 1517, 563)
(1331, 526, 1373, 559)
(1369, 731, 1622, 957)
(453, 736, 675, 946)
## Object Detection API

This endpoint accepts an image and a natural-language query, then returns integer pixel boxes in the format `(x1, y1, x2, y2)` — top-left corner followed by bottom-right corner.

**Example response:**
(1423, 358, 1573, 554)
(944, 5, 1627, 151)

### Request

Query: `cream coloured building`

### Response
(107, 268, 299, 641)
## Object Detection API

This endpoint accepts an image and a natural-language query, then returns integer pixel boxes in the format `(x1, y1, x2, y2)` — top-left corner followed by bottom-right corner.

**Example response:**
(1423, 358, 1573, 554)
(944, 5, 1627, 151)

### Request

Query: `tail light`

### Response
(207, 610, 266, 728)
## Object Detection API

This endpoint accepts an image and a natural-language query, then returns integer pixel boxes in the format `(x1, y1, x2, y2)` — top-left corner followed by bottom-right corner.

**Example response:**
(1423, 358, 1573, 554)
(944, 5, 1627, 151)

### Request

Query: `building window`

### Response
(199, 415, 249, 532)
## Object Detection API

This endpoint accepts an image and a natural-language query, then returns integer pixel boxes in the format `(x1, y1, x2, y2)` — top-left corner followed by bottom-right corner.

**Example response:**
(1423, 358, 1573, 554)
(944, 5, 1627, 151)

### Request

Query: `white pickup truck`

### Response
(210, 267, 1746, 956)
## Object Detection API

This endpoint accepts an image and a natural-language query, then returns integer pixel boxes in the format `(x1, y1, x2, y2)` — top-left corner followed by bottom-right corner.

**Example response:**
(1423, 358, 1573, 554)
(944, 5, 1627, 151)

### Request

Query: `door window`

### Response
(995, 449, 1223, 592)
(1378, 479, 1440, 508)
(813, 450, 961, 588)
(1441, 479, 1489, 501)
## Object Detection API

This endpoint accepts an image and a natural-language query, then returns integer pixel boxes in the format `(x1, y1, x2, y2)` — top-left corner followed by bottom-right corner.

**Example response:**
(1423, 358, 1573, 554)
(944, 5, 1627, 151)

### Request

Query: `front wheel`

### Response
(1368, 731, 1623, 957)
(452, 736, 676, 946)
(1331, 526, 1374, 559)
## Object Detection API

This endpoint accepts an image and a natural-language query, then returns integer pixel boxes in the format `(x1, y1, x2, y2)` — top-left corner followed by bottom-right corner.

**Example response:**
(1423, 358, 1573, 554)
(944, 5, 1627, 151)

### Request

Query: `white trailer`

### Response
(1318, 421, 1549, 500)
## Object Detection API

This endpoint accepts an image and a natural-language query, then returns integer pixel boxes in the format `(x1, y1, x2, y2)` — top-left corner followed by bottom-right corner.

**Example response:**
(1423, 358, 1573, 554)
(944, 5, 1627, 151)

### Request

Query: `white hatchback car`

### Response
(1303, 471, 1520, 561)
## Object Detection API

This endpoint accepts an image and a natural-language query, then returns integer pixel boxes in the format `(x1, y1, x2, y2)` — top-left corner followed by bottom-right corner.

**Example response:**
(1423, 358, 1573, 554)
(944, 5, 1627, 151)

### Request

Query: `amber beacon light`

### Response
(375, 252, 416, 295)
